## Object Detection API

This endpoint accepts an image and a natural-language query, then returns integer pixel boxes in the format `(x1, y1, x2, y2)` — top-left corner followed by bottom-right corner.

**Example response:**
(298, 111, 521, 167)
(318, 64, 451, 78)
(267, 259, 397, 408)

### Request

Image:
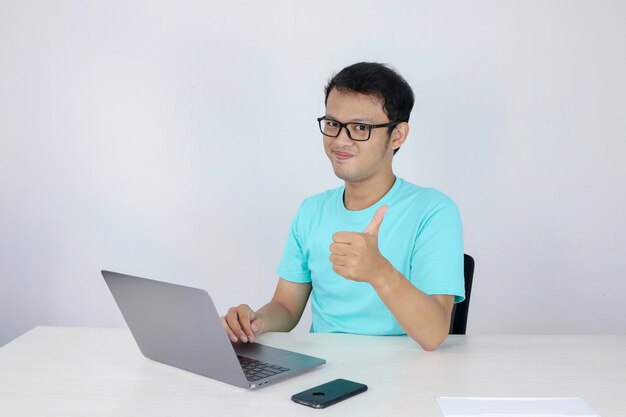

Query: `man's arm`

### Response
(221, 278, 311, 343)
(329, 205, 455, 351)
(371, 265, 454, 351)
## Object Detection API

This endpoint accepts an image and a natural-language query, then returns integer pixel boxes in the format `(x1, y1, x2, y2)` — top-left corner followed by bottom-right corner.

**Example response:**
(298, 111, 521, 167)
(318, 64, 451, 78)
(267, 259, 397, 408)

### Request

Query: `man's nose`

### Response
(335, 126, 353, 145)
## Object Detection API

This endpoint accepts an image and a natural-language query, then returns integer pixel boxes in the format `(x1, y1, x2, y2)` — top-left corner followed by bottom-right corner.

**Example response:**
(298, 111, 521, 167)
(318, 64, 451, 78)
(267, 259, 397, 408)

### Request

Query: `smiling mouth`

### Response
(333, 151, 354, 160)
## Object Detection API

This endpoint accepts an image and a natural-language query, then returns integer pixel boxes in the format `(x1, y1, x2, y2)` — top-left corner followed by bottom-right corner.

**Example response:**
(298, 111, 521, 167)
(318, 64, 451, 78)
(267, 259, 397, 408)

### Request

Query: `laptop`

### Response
(101, 270, 326, 389)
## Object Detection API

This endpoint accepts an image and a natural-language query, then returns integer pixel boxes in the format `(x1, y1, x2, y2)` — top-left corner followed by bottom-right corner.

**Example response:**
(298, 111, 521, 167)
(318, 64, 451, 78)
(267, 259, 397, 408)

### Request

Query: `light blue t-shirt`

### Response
(277, 177, 465, 335)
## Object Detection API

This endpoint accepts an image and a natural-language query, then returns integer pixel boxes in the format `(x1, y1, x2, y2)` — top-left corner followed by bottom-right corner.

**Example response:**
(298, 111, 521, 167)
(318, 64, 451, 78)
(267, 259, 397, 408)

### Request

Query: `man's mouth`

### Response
(333, 151, 354, 160)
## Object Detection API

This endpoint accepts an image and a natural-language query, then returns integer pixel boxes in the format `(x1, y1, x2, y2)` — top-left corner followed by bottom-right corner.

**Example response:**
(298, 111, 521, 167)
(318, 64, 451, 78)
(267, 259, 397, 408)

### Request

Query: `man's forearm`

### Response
(255, 301, 300, 333)
(372, 263, 452, 350)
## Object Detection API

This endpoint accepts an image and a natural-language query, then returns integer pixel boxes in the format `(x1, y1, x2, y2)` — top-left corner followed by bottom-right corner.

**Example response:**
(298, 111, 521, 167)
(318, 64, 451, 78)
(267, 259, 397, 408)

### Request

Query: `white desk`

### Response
(1, 327, 624, 416)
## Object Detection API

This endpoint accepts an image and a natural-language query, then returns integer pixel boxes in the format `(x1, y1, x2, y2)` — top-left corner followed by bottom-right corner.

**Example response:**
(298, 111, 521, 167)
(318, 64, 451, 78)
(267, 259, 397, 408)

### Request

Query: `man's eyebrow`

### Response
(324, 114, 375, 123)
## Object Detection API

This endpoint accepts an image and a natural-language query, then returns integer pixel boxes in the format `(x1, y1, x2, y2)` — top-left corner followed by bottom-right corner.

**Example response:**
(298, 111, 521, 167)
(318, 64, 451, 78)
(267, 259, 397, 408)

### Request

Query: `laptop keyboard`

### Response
(237, 355, 290, 382)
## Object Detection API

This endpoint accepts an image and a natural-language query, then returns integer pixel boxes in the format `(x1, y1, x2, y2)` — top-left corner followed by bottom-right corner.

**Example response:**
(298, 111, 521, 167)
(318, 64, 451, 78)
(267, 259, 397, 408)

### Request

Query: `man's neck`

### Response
(343, 172, 396, 211)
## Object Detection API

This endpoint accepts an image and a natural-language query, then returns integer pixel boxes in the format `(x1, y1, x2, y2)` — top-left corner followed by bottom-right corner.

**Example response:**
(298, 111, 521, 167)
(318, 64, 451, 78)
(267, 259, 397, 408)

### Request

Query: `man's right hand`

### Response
(220, 279, 312, 344)
(221, 304, 262, 344)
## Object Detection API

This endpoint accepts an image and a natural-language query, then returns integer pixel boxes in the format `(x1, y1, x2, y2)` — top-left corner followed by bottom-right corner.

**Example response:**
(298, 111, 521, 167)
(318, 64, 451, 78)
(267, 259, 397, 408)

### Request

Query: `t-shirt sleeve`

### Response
(276, 205, 312, 283)
(410, 201, 466, 303)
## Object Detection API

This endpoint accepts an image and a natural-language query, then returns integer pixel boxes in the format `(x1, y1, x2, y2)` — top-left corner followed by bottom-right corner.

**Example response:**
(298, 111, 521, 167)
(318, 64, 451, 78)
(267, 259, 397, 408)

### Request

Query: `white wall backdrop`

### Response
(1, 1, 625, 346)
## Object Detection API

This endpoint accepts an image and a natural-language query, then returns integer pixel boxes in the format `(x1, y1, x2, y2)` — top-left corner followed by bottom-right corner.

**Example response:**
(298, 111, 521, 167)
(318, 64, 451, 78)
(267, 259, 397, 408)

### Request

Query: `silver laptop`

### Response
(102, 270, 325, 389)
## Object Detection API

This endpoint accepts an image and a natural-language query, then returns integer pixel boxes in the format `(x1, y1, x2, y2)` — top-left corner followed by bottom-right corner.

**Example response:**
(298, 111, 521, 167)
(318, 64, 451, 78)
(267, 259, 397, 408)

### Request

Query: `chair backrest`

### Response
(449, 254, 475, 335)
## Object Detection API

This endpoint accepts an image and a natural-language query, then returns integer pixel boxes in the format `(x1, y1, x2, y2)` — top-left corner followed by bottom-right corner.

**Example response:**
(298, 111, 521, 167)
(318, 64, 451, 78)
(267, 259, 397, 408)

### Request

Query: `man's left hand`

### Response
(329, 205, 392, 286)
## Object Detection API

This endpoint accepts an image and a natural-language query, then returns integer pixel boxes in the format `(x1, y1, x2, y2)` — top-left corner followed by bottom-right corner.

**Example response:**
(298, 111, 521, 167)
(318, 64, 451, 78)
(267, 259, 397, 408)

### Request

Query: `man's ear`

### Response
(391, 122, 409, 151)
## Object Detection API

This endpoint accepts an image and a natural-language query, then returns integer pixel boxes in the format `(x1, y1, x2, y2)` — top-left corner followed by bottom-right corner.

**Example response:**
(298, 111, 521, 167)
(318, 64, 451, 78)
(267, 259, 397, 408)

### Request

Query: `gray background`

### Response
(1, 1, 625, 347)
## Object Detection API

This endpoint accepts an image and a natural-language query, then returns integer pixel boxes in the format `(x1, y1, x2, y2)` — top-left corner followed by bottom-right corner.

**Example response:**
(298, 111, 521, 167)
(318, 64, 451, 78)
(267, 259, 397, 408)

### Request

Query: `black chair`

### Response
(449, 254, 475, 335)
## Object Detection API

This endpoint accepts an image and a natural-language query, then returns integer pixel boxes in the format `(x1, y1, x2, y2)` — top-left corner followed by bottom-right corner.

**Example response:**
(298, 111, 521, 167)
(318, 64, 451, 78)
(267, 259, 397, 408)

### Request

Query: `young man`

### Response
(222, 62, 465, 351)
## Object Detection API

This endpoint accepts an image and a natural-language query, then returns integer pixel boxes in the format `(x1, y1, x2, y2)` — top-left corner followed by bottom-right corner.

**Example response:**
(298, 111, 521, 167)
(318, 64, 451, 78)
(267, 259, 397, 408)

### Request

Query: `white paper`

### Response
(437, 397, 600, 417)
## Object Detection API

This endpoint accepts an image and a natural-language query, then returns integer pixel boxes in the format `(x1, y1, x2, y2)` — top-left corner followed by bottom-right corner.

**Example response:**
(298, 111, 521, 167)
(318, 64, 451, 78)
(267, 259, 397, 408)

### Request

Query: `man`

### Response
(222, 62, 465, 351)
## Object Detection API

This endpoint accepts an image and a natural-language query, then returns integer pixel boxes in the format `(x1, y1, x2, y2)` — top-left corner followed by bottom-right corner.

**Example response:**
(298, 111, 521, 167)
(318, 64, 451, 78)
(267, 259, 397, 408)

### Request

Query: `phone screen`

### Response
(291, 378, 368, 409)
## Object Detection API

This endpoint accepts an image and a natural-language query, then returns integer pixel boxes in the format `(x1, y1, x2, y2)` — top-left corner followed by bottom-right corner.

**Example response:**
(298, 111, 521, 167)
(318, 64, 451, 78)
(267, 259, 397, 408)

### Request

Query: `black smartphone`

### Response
(291, 378, 368, 409)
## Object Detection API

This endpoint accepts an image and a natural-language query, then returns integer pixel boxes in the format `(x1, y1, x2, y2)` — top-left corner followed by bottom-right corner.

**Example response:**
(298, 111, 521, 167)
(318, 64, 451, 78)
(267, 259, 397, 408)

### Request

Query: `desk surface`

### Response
(1, 327, 625, 416)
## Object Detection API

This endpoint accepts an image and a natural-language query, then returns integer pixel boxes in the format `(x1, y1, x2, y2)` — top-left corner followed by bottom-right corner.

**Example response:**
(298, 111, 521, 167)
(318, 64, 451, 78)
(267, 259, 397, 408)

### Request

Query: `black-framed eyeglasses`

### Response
(317, 117, 398, 141)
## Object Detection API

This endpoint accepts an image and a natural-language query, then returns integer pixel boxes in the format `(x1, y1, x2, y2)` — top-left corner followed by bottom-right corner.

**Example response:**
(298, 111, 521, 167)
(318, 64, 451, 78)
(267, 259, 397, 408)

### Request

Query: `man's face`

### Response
(323, 88, 395, 183)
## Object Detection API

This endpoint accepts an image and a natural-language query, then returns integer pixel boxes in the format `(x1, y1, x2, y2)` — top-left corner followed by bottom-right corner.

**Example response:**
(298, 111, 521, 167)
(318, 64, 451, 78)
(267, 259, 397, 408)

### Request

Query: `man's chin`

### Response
(333, 168, 361, 183)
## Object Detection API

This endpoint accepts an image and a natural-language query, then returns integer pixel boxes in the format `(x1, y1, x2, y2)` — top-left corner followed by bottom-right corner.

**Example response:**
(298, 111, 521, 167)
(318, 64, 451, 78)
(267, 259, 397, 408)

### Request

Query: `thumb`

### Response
(249, 312, 262, 333)
(363, 205, 388, 235)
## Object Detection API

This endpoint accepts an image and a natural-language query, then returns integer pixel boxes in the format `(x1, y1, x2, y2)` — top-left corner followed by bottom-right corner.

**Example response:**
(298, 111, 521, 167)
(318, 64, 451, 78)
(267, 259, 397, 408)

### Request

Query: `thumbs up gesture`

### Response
(329, 205, 393, 286)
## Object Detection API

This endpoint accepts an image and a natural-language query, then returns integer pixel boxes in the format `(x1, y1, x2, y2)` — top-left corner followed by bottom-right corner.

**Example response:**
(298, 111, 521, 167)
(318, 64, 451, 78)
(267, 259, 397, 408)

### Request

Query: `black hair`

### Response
(324, 62, 414, 154)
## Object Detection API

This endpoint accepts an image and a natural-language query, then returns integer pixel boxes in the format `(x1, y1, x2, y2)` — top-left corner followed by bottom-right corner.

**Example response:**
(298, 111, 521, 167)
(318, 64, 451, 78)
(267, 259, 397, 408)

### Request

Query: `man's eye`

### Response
(326, 121, 339, 128)
(354, 124, 369, 131)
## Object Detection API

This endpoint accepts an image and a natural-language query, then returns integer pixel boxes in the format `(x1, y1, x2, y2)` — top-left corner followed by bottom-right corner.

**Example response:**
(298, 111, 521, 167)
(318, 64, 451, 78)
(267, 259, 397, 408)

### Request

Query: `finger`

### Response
(223, 312, 243, 343)
(332, 231, 356, 244)
(225, 307, 249, 343)
(250, 317, 262, 334)
(363, 205, 388, 235)
(225, 308, 245, 342)
(329, 242, 348, 255)
(332, 264, 351, 279)
(238, 306, 257, 343)
(221, 316, 239, 343)
(329, 253, 347, 266)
